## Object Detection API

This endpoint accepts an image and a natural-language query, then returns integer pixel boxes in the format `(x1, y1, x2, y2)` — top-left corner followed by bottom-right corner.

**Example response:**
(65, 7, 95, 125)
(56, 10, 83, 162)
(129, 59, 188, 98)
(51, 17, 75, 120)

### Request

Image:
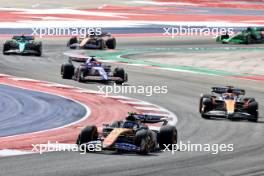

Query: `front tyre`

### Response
(113, 67, 127, 84)
(76, 125, 98, 151)
(3, 42, 11, 55)
(135, 130, 152, 154)
(96, 39, 106, 50)
(61, 63, 74, 79)
(199, 94, 213, 119)
(106, 38, 116, 49)
(67, 37, 78, 49)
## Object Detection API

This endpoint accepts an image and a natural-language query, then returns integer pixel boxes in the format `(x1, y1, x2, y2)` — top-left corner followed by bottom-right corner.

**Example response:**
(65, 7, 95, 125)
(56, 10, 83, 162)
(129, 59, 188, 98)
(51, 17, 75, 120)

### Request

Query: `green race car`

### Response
(216, 27, 264, 44)
(3, 35, 42, 56)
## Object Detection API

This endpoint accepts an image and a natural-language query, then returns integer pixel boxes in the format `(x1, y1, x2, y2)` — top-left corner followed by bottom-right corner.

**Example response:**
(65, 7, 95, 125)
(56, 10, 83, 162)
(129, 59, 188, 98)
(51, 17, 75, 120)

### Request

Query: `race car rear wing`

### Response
(211, 87, 245, 95)
(132, 113, 168, 124)
(68, 57, 87, 63)
(12, 35, 34, 41)
(64, 52, 103, 63)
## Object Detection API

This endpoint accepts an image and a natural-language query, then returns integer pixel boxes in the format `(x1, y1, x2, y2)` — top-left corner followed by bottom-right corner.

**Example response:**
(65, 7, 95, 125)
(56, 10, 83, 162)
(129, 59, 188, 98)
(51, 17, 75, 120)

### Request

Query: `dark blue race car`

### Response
(3, 35, 42, 56)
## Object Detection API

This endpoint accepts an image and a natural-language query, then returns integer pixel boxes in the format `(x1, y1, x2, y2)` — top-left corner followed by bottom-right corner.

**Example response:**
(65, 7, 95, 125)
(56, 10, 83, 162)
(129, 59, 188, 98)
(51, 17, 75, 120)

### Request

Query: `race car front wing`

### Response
(204, 110, 255, 120)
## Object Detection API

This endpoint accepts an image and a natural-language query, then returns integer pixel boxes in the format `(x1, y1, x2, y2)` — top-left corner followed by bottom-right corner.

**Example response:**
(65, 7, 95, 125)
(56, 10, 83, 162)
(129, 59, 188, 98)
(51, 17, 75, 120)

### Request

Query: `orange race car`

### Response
(67, 32, 116, 50)
(76, 113, 177, 154)
(199, 86, 259, 122)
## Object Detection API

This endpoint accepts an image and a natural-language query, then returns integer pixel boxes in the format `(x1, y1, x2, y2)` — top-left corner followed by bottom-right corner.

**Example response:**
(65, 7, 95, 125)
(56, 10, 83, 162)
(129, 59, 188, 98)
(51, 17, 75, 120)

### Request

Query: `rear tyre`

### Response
(159, 125, 177, 150)
(245, 35, 253, 44)
(218, 34, 229, 42)
(248, 115, 258, 122)
(247, 102, 259, 122)
(243, 97, 255, 103)
(106, 38, 116, 49)
(67, 37, 78, 49)
(61, 63, 74, 79)
(109, 121, 122, 128)
(113, 67, 127, 84)
(35, 42, 42, 56)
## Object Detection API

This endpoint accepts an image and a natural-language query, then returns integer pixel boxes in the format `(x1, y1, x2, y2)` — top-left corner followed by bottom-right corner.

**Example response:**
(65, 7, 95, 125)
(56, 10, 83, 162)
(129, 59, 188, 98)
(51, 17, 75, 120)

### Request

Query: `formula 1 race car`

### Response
(67, 32, 116, 50)
(3, 35, 42, 56)
(61, 56, 127, 84)
(199, 86, 259, 122)
(76, 112, 178, 154)
(216, 27, 264, 44)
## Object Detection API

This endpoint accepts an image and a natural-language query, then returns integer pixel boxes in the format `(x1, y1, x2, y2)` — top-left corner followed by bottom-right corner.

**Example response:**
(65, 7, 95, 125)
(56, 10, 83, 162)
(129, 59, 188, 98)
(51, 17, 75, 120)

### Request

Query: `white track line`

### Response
(100, 95, 133, 99)
(39, 83, 76, 89)
(10, 77, 46, 82)
(0, 74, 10, 77)
(134, 106, 164, 111)
(117, 100, 152, 105)
(75, 89, 105, 94)
(0, 149, 33, 156)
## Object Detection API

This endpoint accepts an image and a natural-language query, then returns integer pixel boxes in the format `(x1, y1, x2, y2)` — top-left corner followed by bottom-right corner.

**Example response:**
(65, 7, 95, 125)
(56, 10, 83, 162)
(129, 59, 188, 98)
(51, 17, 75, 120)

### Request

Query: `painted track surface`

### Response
(0, 74, 175, 153)
(0, 37, 264, 176)
(0, 84, 87, 137)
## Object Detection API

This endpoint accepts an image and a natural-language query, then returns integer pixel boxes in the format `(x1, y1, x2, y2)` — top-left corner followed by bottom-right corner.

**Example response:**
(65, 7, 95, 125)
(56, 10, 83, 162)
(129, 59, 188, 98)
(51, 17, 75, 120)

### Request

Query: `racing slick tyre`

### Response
(74, 67, 86, 82)
(218, 34, 229, 43)
(106, 38, 116, 49)
(199, 94, 213, 119)
(135, 129, 153, 154)
(247, 102, 259, 122)
(109, 121, 122, 128)
(3, 42, 11, 55)
(113, 67, 127, 84)
(61, 63, 74, 79)
(159, 125, 177, 150)
(245, 35, 253, 44)
(97, 39, 106, 50)
(35, 42, 42, 56)
(76, 126, 98, 149)
(243, 97, 255, 103)
(67, 37, 78, 49)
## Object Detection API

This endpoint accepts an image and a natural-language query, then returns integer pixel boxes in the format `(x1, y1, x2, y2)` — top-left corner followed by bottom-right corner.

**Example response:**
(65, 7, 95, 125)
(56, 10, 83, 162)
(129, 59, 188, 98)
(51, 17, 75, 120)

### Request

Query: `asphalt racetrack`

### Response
(0, 37, 264, 176)
(0, 84, 87, 137)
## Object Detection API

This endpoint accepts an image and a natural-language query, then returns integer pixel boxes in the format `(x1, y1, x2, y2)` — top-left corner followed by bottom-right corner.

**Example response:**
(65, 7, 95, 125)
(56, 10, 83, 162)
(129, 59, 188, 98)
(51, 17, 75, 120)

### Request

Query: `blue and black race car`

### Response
(61, 55, 127, 84)
(3, 35, 42, 56)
